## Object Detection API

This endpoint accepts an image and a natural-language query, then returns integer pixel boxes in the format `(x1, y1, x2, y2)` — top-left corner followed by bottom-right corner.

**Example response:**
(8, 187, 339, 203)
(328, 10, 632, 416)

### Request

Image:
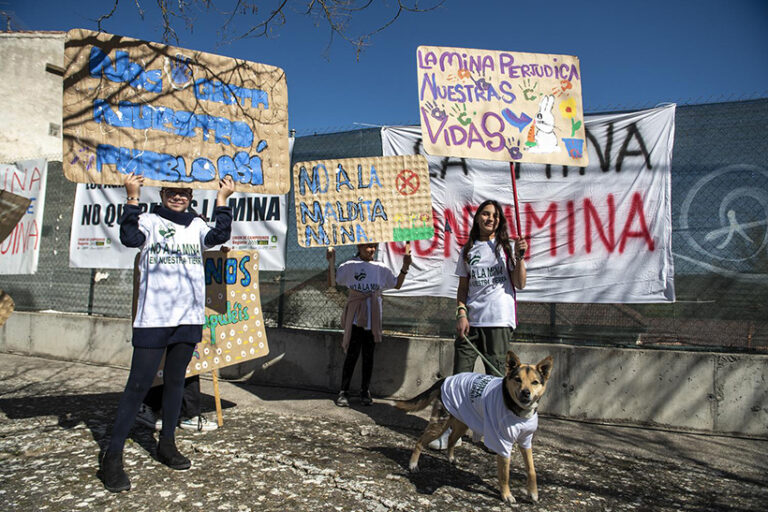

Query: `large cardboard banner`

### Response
(381, 105, 675, 303)
(63, 29, 290, 193)
(0, 159, 47, 275)
(417, 45, 587, 167)
(293, 155, 434, 247)
(69, 185, 287, 271)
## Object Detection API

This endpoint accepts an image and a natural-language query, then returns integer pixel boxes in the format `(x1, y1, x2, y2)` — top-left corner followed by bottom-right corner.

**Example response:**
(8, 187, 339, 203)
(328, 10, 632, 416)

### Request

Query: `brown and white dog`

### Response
(397, 350, 553, 504)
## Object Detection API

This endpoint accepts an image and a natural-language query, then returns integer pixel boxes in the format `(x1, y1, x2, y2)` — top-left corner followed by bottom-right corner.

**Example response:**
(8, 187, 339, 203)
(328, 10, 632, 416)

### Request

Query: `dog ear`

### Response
(536, 356, 554, 382)
(506, 350, 522, 374)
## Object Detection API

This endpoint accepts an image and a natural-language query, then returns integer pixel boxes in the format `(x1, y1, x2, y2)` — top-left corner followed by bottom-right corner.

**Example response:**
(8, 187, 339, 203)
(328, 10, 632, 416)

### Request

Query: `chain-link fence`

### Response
(2, 98, 767, 353)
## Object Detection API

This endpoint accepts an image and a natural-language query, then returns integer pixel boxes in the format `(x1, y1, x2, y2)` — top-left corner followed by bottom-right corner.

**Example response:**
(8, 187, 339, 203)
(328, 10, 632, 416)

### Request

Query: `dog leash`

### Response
(461, 335, 504, 378)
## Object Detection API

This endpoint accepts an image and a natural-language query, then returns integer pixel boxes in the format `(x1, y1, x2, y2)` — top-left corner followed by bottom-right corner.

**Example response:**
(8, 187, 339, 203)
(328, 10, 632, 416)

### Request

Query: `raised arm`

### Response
(511, 238, 528, 289)
(119, 173, 145, 248)
(393, 253, 412, 290)
(204, 176, 235, 247)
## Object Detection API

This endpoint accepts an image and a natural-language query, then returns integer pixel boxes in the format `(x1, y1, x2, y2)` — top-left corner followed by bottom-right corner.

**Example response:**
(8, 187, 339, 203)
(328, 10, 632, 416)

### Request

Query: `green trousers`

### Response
(453, 326, 513, 376)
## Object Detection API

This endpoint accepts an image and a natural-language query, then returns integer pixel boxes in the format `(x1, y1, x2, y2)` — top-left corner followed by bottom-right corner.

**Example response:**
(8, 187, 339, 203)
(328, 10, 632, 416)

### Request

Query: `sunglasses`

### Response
(162, 189, 192, 199)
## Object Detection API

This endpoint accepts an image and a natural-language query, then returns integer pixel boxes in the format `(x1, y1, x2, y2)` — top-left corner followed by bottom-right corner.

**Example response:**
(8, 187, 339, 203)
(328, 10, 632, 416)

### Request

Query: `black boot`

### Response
(99, 449, 131, 492)
(157, 436, 191, 470)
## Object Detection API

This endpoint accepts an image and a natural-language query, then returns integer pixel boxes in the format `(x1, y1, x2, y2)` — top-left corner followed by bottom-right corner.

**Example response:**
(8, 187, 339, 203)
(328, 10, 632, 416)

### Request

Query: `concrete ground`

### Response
(0, 353, 766, 512)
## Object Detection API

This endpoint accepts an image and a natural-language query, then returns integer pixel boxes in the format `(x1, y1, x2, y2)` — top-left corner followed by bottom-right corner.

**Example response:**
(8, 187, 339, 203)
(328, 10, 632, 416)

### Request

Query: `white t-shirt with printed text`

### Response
(441, 372, 538, 458)
(133, 213, 212, 328)
(455, 239, 518, 328)
(336, 257, 397, 330)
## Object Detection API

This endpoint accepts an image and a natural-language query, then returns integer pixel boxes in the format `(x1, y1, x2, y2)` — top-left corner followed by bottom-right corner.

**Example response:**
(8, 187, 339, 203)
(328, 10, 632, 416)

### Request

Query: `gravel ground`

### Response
(1, 353, 766, 511)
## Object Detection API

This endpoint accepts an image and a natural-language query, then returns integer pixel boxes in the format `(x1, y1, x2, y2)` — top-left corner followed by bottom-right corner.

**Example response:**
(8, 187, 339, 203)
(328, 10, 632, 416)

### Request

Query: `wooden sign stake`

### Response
(212, 369, 224, 427)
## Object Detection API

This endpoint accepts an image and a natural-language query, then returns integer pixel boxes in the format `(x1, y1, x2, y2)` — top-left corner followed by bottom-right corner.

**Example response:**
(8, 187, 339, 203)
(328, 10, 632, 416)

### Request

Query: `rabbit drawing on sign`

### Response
(530, 95, 560, 153)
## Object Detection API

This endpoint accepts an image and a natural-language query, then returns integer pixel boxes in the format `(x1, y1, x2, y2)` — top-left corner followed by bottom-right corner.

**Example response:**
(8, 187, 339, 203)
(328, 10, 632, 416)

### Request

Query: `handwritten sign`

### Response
(63, 29, 290, 193)
(293, 155, 433, 247)
(186, 250, 269, 376)
(417, 45, 588, 167)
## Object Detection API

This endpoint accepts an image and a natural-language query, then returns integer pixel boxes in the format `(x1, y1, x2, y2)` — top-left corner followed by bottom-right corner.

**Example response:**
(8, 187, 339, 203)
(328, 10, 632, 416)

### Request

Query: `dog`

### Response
(397, 350, 553, 504)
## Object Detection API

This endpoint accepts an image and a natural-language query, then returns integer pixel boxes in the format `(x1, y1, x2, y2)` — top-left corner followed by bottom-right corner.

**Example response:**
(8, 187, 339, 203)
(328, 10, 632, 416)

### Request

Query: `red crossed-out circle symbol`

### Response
(396, 169, 420, 196)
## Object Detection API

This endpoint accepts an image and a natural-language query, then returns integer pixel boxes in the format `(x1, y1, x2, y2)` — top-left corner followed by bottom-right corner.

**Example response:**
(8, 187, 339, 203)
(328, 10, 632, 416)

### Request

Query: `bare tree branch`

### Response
(95, 0, 120, 33)
(93, 0, 445, 58)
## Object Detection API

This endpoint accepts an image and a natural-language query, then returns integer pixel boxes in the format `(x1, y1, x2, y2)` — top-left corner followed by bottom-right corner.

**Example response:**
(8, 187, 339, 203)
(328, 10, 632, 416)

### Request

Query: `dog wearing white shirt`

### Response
(397, 350, 553, 504)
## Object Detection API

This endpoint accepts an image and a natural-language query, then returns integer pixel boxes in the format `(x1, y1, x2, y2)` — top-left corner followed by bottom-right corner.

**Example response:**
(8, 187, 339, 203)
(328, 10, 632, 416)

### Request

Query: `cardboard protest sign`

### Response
(293, 155, 433, 247)
(417, 45, 588, 167)
(0, 290, 14, 328)
(63, 29, 290, 193)
(0, 190, 31, 245)
(189, 249, 269, 376)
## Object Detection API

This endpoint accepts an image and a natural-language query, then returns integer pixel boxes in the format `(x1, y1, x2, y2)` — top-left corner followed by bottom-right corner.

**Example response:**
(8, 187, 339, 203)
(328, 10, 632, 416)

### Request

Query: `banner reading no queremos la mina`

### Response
(63, 29, 290, 194)
(380, 105, 675, 303)
(0, 160, 47, 275)
(69, 186, 287, 271)
(417, 45, 587, 167)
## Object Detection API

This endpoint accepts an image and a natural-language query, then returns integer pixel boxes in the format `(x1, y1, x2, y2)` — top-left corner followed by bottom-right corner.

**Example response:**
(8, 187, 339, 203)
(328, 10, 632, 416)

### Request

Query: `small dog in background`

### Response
(397, 350, 554, 504)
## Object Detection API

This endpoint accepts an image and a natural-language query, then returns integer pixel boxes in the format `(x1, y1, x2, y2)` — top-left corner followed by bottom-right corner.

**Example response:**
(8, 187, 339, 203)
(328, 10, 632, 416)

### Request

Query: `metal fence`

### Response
(2, 98, 767, 353)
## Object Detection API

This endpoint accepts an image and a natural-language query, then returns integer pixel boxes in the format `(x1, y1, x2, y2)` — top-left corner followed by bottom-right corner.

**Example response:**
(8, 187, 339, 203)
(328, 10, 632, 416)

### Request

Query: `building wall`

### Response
(0, 32, 65, 163)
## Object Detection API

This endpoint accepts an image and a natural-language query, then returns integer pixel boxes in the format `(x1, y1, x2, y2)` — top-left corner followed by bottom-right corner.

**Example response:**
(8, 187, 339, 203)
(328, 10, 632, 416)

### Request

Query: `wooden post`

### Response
(509, 161, 525, 256)
(326, 247, 336, 288)
(212, 369, 224, 427)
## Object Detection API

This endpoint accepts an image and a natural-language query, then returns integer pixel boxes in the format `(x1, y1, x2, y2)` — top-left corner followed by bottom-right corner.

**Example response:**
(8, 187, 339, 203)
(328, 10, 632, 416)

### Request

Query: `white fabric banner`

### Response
(380, 105, 676, 303)
(0, 159, 47, 275)
(68, 187, 287, 271)
(69, 138, 293, 271)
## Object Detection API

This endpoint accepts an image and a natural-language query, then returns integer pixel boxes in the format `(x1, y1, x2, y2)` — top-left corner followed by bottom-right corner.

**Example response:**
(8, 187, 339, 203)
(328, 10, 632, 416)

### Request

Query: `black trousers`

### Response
(341, 325, 376, 393)
(108, 342, 195, 451)
(144, 375, 201, 419)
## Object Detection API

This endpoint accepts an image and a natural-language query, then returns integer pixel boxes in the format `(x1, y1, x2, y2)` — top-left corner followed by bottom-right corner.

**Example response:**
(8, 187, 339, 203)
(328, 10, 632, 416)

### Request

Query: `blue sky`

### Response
(5, 0, 768, 134)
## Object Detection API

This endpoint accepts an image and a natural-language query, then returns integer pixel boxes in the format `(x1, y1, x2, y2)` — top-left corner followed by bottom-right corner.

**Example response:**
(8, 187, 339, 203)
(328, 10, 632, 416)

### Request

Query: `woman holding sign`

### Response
(99, 173, 235, 493)
(454, 199, 527, 375)
(330, 243, 411, 407)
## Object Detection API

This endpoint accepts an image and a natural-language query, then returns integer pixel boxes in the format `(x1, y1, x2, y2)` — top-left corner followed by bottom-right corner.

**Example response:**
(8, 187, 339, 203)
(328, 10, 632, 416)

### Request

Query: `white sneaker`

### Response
(179, 415, 218, 432)
(428, 428, 462, 450)
(136, 404, 161, 431)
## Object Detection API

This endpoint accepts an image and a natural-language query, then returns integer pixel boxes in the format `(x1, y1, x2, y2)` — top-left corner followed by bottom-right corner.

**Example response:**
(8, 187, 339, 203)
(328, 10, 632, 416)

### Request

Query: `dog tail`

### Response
(396, 378, 445, 412)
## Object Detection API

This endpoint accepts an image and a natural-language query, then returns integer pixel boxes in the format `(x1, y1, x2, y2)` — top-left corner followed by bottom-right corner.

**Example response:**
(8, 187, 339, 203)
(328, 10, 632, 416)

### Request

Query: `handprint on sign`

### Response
(70, 145, 95, 171)
(424, 101, 448, 121)
(470, 71, 491, 92)
(552, 79, 573, 97)
(448, 68, 472, 82)
(519, 79, 538, 101)
(504, 136, 523, 160)
(450, 104, 474, 126)
(167, 53, 193, 89)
